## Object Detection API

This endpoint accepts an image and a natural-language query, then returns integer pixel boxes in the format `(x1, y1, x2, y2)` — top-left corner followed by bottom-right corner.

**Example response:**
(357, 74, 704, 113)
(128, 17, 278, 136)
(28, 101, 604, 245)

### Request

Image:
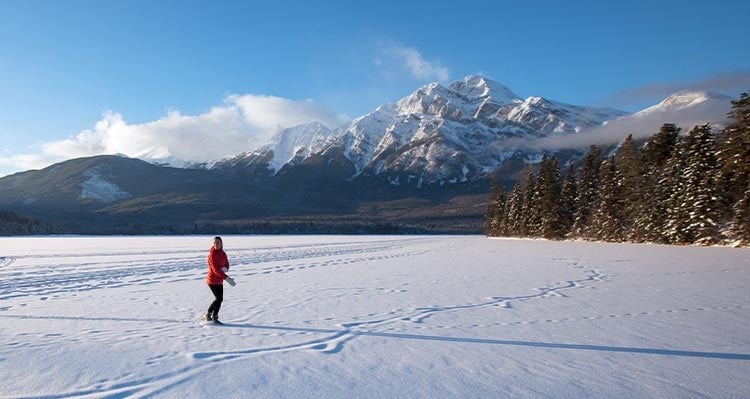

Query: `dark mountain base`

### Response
(0, 156, 490, 235)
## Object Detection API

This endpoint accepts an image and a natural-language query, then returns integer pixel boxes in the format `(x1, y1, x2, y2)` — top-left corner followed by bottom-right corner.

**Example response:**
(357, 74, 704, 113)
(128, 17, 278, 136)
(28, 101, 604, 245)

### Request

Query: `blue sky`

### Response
(1, 0, 749, 176)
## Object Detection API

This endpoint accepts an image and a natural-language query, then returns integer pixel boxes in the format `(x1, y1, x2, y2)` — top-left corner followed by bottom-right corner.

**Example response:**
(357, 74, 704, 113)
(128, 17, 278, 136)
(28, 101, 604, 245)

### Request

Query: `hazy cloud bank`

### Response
(598, 70, 750, 109)
(508, 92, 734, 152)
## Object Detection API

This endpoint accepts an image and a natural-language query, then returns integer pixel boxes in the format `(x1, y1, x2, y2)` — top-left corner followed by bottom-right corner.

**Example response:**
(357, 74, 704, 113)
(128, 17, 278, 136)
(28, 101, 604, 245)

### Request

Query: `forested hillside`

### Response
(485, 92, 750, 246)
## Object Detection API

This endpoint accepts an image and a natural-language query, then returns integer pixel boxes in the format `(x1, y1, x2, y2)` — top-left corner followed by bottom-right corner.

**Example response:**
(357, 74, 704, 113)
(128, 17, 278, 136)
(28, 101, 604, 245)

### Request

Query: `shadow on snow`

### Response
(4, 314, 749, 361)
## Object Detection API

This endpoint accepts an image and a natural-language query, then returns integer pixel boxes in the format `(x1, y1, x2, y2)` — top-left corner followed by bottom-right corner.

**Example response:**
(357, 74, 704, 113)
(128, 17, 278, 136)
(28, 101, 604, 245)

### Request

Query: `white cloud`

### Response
(0, 153, 50, 174)
(0, 94, 348, 175)
(380, 42, 450, 83)
(230, 94, 347, 130)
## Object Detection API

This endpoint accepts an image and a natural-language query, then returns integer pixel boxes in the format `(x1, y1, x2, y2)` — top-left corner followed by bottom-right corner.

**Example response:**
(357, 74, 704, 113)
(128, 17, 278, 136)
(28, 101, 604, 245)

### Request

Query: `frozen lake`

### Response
(1, 235, 748, 398)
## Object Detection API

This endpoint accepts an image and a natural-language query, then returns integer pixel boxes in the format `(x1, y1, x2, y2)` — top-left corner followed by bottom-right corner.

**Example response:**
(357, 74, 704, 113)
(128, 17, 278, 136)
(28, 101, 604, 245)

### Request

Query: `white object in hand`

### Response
(225, 276, 236, 286)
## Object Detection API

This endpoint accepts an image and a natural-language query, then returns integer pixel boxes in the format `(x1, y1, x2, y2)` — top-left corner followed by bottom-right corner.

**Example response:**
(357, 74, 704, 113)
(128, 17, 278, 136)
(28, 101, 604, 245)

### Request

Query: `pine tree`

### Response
(639, 124, 681, 243)
(536, 155, 565, 239)
(485, 188, 498, 236)
(485, 182, 506, 236)
(571, 146, 602, 239)
(498, 188, 511, 236)
(592, 156, 626, 241)
(643, 123, 681, 167)
(521, 168, 539, 236)
(664, 133, 692, 243)
(685, 124, 720, 244)
(505, 182, 525, 236)
(665, 125, 720, 244)
(719, 92, 750, 203)
(616, 134, 642, 241)
(560, 163, 577, 237)
(635, 166, 667, 243)
(729, 181, 750, 244)
(717, 92, 750, 241)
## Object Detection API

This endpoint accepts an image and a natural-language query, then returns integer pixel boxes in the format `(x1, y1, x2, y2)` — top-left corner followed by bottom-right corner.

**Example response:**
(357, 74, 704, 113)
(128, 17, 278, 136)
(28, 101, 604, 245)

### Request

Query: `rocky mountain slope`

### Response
(213, 75, 628, 186)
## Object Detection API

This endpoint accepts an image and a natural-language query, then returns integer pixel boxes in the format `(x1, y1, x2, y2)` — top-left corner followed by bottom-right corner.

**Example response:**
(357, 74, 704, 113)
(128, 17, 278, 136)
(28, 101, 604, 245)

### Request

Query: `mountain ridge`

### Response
(0, 76, 736, 234)
(212, 75, 633, 186)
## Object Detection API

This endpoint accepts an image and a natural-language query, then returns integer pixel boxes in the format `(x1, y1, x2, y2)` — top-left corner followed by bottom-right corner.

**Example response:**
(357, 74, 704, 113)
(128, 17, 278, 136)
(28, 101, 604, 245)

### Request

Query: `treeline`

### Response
(193, 220, 428, 235)
(485, 92, 750, 246)
(0, 210, 52, 235)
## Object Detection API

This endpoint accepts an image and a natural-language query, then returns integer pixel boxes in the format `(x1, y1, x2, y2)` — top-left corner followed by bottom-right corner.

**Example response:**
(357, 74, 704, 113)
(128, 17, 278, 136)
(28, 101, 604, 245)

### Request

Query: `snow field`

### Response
(0, 236, 748, 398)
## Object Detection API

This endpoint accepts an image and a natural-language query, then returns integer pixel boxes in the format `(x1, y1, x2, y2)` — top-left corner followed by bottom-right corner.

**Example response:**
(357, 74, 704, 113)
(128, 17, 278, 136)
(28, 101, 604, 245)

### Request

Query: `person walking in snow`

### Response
(203, 236, 235, 324)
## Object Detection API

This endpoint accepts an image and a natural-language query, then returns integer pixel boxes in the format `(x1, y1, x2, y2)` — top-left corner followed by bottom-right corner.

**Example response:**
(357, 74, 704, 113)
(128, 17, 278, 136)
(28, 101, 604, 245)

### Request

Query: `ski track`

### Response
(0, 238, 437, 300)
(1, 237, 454, 398)
(3, 238, 747, 398)
(13, 252, 619, 398)
(0, 256, 14, 270)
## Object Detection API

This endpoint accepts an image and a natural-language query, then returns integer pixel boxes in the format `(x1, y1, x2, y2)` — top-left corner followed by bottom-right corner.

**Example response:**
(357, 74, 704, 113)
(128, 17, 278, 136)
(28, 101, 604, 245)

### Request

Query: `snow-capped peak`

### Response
(655, 90, 731, 110)
(207, 121, 334, 173)
(633, 90, 733, 120)
(448, 74, 521, 103)
(394, 75, 523, 120)
(263, 122, 334, 171)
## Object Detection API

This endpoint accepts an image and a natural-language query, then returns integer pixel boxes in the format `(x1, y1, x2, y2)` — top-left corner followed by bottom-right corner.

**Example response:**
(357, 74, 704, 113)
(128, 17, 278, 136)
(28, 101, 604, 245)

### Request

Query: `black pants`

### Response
(207, 284, 223, 319)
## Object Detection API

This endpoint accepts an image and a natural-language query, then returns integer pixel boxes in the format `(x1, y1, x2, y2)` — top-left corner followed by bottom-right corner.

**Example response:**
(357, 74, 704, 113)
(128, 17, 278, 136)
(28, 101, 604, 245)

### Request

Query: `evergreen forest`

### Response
(485, 92, 750, 246)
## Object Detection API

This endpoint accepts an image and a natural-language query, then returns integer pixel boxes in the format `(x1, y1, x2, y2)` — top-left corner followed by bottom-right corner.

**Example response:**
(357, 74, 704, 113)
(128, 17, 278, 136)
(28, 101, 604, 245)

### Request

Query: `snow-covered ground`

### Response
(1, 236, 748, 398)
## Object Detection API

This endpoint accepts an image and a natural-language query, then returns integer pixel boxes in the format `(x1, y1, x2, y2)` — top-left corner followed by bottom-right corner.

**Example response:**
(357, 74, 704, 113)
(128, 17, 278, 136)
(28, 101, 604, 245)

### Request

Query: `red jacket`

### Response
(206, 247, 229, 285)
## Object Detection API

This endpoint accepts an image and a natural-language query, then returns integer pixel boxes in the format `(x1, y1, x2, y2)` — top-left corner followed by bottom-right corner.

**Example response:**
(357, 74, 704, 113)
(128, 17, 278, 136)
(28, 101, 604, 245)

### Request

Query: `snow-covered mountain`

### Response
(307, 75, 626, 186)
(211, 122, 333, 174)
(632, 90, 732, 120)
(208, 76, 731, 187)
